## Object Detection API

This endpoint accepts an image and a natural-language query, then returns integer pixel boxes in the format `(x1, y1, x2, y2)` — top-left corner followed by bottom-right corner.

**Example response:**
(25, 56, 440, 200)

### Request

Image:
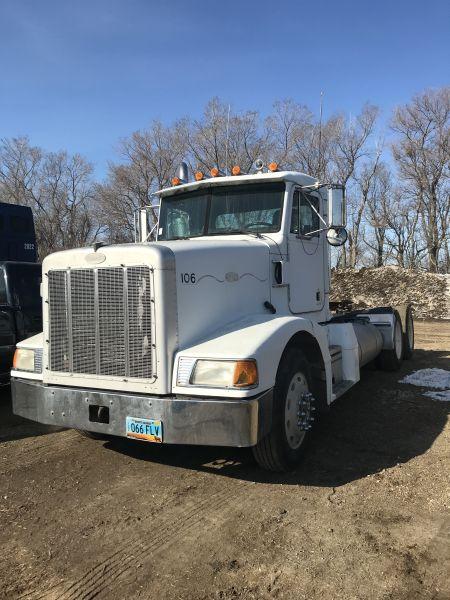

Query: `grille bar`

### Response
(48, 266, 154, 379)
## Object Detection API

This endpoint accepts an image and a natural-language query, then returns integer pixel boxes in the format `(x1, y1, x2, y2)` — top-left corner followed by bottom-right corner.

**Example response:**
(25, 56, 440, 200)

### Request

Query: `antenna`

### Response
(318, 91, 324, 179)
(225, 103, 231, 176)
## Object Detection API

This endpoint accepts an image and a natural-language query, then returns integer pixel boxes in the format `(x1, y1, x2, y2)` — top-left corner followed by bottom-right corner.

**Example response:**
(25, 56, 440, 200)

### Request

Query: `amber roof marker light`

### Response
(171, 176, 181, 186)
(210, 167, 221, 177)
(231, 165, 241, 176)
(194, 171, 204, 181)
(268, 162, 279, 172)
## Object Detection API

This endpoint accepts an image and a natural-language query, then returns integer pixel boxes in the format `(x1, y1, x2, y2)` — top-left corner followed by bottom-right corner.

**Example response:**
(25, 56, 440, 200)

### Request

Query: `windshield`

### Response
(158, 182, 285, 240)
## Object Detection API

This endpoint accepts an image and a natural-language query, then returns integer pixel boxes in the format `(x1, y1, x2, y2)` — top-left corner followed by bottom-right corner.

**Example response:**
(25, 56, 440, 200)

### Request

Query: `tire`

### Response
(252, 348, 315, 472)
(402, 305, 414, 360)
(376, 310, 404, 371)
(75, 429, 111, 441)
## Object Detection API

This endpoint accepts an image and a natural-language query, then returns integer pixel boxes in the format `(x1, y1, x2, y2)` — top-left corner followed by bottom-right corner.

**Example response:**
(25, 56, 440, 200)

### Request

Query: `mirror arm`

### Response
(300, 181, 331, 190)
(302, 194, 328, 227)
(302, 226, 329, 237)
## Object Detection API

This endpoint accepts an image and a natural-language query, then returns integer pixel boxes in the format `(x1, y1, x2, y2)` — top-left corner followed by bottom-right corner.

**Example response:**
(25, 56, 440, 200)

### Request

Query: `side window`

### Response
(300, 193, 320, 236)
(290, 191, 320, 236)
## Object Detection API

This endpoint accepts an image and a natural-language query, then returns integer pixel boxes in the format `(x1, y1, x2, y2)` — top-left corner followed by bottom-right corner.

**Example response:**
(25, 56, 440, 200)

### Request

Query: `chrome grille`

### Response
(71, 269, 96, 374)
(127, 266, 153, 379)
(98, 268, 126, 376)
(48, 270, 69, 372)
(48, 266, 154, 379)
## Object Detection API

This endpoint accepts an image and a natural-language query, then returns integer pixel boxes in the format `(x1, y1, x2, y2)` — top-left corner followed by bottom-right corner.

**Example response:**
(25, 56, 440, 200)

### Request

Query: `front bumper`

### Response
(11, 378, 273, 447)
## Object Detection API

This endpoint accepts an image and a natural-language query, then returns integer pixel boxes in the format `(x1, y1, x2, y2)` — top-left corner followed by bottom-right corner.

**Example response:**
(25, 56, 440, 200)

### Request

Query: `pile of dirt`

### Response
(330, 267, 449, 319)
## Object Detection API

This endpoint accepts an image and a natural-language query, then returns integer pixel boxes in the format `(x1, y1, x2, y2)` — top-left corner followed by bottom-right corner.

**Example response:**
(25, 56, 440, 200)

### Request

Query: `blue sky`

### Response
(1, 0, 449, 178)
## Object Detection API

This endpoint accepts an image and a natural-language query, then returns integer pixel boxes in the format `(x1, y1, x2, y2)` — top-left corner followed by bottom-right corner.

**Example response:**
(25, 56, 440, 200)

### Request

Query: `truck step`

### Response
(332, 380, 354, 401)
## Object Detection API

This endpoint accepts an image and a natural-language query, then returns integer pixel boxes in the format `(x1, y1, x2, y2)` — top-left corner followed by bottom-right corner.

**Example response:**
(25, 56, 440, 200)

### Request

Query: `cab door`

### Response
(287, 188, 325, 313)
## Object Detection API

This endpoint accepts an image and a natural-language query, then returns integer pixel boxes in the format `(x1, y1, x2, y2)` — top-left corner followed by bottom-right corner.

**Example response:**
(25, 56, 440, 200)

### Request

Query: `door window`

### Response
(290, 191, 320, 236)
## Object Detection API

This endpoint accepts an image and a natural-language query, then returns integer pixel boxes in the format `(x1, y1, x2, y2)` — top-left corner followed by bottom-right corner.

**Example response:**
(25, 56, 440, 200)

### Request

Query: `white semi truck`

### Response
(11, 162, 414, 471)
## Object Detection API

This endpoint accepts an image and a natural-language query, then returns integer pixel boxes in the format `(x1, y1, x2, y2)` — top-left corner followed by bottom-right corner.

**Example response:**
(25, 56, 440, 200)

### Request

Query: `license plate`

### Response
(126, 417, 163, 443)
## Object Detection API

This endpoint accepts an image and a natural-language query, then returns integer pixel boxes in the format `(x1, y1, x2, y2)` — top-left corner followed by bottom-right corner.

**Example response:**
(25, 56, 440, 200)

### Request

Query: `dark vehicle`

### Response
(0, 202, 37, 262)
(0, 262, 42, 382)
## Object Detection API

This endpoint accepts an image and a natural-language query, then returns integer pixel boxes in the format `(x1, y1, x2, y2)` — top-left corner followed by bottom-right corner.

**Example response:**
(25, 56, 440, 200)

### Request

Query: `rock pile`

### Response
(330, 267, 449, 319)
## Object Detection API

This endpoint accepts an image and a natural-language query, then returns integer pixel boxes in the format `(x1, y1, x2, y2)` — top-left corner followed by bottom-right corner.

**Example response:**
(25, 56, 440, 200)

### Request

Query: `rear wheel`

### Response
(376, 310, 404, 371)
(252, 348, 315, 472)
(402, 305, 414, 360)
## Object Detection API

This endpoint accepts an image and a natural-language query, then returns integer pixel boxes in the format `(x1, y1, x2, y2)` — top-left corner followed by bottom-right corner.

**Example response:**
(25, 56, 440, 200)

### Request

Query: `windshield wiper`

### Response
(212, 228, 257, 236)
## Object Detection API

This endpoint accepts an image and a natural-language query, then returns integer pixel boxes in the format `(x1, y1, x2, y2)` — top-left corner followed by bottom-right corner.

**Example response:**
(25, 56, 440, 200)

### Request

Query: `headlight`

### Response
(178, 358, 258, 389)
(13, 348, 38, 372)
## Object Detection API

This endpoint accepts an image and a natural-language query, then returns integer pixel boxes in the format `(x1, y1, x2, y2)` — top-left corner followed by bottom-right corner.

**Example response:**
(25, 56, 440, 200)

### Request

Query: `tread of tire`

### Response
(252, 347, 310, 472)
(252, 431, 285, 472)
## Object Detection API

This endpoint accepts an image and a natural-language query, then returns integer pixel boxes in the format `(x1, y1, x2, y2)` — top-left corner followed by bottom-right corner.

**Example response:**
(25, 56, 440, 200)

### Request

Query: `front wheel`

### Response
(252, 348, 315, 472)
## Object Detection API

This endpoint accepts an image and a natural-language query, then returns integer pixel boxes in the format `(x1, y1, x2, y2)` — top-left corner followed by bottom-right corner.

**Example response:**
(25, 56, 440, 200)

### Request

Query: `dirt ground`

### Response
(0, 321, 449, 600)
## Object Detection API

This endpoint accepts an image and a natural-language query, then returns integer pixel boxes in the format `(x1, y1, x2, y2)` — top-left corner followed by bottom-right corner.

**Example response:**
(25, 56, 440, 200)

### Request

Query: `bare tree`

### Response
(0, 136, 42, 207)
(265, 99, 313, 168)
(98, 120, 187, 242)
(362, 163, 391, 267)
(0, 137, 101, 258)
(348, 152, 382, 267)
(186, 97, 269, 174)
(391, 88, 450, 272)
(3, 90, 447, 272)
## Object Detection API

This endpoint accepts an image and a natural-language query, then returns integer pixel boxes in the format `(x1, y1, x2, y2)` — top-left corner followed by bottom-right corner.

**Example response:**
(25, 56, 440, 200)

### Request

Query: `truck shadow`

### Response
(0, 386, 62, 443)
(105, 349, 449, 487)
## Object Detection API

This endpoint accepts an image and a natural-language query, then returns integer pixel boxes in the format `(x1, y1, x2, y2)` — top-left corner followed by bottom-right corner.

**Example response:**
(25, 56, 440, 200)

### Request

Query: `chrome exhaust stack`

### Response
(177, 161, 189, 184)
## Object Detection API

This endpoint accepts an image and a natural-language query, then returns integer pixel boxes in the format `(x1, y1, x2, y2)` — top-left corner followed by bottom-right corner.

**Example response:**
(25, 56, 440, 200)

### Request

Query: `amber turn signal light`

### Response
(233, 360, 258, 388)
(231, 165, 241, 176)
(268, 162, 278, 172)
(194, 171, 204, 181)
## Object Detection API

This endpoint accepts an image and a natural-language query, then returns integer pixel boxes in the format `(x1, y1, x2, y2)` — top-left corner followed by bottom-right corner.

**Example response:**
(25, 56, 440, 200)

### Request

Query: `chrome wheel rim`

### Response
(284, 371, 312, 450)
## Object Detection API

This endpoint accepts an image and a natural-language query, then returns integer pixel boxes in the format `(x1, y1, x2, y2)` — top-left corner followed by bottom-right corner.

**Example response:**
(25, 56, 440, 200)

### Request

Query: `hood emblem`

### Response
(85, 252, 106, 264)
(225, 272, 239, 282)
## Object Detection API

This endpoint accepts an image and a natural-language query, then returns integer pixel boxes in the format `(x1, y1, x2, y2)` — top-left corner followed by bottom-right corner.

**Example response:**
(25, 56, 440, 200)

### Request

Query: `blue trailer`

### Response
(0, 202, 37, 262)
(0, 203, 41, 382)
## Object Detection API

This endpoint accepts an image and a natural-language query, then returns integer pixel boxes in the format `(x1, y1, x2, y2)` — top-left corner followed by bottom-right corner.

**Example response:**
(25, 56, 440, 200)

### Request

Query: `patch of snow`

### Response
(400, 368, 450, 402)
(400, 368, 450, 389)
(424, 390, 450, 402)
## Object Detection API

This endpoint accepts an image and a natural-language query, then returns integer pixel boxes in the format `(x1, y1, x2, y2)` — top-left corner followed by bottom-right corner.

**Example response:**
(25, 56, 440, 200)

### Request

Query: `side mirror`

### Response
(326, 227, 348, 247)
(327, 186, 346, 228)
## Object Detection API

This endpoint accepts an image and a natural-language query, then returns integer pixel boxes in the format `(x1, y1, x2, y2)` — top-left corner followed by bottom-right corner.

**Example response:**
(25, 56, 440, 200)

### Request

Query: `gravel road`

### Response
(0, 321, 449, 600)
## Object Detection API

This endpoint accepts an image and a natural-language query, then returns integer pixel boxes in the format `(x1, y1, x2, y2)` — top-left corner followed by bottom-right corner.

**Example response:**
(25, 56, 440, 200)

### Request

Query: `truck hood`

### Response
(156, 237, 271, 348)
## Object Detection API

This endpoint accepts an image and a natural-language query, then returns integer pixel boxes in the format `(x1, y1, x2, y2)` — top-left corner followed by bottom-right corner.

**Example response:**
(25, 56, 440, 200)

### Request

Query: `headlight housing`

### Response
(177, 358, 258, 389)
(13, 348, 41, 373)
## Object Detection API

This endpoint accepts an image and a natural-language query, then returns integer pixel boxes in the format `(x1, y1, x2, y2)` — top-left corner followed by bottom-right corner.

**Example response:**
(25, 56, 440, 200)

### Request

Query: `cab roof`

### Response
(155, 170, 318, 198)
